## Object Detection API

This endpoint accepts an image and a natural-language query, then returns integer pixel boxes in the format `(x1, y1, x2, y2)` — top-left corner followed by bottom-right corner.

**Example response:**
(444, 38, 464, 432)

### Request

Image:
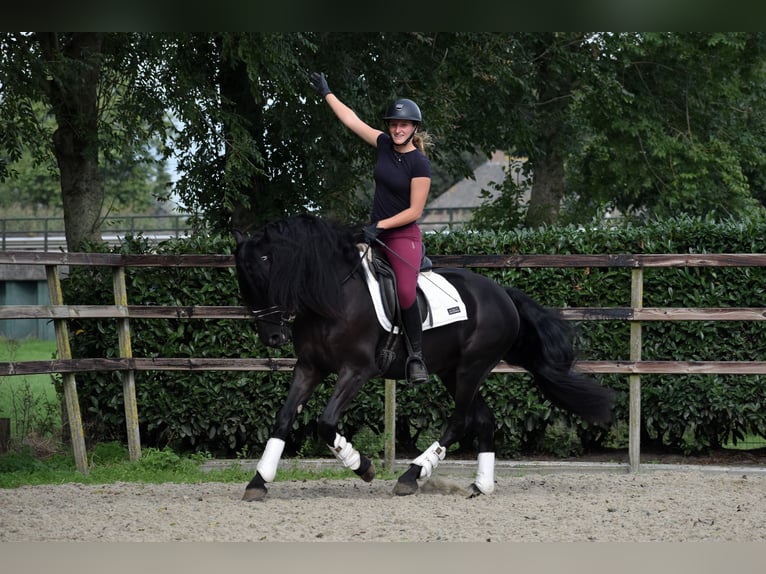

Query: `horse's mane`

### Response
(238, 214, 361, 318)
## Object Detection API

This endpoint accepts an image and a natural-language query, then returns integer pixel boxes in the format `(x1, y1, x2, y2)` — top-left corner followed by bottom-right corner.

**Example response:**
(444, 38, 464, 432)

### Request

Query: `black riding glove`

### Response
(363, 224, 381, 244)
(310, 72, 331, 97)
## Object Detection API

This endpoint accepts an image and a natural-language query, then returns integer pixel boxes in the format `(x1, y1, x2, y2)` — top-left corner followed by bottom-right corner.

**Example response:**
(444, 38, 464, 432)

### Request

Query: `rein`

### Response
(341, 242, 370, 284)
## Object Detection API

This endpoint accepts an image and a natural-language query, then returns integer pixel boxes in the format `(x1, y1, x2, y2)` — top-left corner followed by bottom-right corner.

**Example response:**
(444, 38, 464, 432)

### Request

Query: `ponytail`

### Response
(413, 130, 432, 157)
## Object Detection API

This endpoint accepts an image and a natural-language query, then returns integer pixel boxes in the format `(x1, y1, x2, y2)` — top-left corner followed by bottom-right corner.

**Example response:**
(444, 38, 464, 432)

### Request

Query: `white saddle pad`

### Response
(359, 250, 468, 333)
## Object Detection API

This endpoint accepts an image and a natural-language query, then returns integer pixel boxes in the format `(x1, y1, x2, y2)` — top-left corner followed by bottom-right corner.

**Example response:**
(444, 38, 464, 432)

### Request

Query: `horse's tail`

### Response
(503, 287, 616, 425)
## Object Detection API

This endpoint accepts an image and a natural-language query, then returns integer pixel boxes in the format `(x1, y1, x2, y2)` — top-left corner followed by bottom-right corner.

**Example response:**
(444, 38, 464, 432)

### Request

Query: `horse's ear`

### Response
(232, 229, 247, 245)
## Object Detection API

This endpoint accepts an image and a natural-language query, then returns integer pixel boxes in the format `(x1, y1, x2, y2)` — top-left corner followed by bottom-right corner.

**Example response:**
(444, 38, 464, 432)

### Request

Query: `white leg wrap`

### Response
(256, 437, 285, 483)
(473, 451, 496, 495)
(329, 433, 361, 470)
(413, 441, 446, 478)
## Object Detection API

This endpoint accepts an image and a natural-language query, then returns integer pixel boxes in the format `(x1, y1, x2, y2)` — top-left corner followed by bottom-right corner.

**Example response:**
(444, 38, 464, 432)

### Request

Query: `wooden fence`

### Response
(2, 250, 766, 475)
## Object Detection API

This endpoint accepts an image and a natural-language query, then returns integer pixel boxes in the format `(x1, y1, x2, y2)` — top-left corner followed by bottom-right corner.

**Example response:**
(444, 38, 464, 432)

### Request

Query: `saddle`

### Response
(358, 245, 467, 374)
(367, 246, 430, 325)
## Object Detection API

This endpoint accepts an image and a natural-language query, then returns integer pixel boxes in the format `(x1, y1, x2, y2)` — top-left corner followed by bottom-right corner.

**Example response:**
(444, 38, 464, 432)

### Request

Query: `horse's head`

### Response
(233, 229, 293, 347)
(254, 310, 293, 348)
(234, 215, 359, 345)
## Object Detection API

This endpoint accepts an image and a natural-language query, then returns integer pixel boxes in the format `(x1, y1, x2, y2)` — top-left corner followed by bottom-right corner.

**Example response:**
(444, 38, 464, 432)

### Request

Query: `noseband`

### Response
(249, 306, 293, 327)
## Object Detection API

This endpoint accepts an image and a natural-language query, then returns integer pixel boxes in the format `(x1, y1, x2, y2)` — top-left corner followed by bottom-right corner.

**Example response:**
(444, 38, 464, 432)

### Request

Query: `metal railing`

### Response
(1, 210, 473, 251)
(0, 215, 191, 251)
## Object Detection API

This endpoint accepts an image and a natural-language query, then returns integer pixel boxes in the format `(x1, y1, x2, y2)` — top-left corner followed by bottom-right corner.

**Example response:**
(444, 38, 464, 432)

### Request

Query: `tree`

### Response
(1, 33, 172, 249)
(504, 33, 591, 228)
(163, 33, 321, 233)
(472, 32, 766, 230)
(571, 32, 766, 222)
(5, 32, 766, 244)
(0, 124, 171, 217)
(165, 32, 518, 232)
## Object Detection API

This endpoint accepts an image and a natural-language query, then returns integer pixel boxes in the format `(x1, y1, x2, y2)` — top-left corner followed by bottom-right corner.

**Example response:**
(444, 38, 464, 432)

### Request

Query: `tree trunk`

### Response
(218, 41, 270, 233)
(524, 150, 565, 228)
(36, 33, 105, 251)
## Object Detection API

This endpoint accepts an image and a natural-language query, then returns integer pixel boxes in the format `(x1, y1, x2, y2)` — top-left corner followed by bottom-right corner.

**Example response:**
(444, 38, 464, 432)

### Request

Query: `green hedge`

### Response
(62, 215, 766, 458)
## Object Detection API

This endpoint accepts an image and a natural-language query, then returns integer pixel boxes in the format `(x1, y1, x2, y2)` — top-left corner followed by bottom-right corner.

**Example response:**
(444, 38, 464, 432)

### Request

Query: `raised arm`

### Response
(310, 72, 382, 147)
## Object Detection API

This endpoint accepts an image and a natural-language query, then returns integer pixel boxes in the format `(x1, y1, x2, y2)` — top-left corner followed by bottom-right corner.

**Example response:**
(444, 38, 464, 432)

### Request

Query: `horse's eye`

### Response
(260, 254, 271, 263)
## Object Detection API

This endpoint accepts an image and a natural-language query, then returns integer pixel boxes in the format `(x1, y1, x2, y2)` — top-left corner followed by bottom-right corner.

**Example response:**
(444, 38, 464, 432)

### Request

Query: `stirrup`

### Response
(406, 355, 429, 383)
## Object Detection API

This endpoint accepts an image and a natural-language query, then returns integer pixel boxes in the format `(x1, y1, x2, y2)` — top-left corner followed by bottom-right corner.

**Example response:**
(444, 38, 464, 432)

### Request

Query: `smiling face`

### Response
(387, 119, 417, 147)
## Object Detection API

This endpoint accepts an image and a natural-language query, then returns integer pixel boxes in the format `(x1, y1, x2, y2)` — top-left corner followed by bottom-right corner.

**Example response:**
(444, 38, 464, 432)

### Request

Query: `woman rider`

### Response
(310, 71, 431, 384)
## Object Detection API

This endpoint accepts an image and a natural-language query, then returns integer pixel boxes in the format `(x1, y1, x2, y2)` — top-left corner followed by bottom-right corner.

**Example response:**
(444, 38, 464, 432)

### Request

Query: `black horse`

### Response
(234, 214, 615, 501)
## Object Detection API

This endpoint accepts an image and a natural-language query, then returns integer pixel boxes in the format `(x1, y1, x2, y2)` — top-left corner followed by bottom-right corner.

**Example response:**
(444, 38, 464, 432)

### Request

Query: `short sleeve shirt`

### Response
(371, 132, 431, 224)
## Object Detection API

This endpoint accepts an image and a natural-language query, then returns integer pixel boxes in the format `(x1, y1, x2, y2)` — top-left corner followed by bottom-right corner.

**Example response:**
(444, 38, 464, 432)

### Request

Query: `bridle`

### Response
(243, 252, 294, 327)
(249, 305, 293, 327)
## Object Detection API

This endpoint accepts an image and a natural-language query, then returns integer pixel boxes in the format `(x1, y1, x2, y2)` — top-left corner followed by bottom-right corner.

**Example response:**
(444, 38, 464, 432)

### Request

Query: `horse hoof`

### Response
(467, 483, 484, 498)
(392, 479, 419, 496)
(354, 457, 376, 482)
(242, 487, 268, 502)
(360, 463, 375, 482)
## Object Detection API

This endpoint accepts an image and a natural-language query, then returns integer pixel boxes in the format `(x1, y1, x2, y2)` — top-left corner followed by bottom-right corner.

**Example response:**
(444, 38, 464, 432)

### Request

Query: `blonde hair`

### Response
(413, 130, 432, 156)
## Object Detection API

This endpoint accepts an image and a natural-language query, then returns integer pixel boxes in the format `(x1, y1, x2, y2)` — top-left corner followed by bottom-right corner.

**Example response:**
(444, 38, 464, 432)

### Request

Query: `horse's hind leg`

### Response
(466, 395, 496, 496)
(393, 384, 466, 496)
(394, 384, 495, 496)
(393, 388, 462, 496)
(392, 441, 447, 496)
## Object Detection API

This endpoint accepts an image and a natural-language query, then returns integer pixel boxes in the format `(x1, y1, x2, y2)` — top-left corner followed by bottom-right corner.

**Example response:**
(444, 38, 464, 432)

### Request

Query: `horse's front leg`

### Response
(316, 365, 377, 483)
(243, 361, 321, 502)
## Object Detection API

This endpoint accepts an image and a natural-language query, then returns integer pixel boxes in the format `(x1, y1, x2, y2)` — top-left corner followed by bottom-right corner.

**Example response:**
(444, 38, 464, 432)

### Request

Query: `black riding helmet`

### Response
(383, 98, 422, 125)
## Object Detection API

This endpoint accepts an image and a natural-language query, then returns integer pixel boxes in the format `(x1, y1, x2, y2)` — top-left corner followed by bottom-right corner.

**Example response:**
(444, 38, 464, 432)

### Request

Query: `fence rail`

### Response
(2, 250, 765, 475)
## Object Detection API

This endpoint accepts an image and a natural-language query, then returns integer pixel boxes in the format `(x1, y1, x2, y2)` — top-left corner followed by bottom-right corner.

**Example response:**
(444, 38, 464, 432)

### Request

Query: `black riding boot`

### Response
(400, 303, 429, 384)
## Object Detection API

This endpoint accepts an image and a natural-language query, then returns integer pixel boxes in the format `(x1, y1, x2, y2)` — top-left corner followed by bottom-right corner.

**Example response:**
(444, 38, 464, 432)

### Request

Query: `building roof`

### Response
(427, 151, 527, 210)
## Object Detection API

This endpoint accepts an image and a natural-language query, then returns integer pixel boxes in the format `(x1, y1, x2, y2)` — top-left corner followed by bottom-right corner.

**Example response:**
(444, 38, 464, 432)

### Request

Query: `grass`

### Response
(0, 441, 394, 489)
(0, 337, 61, 436)
(0, 443, 248, 489)
(0, 338, 59, 408)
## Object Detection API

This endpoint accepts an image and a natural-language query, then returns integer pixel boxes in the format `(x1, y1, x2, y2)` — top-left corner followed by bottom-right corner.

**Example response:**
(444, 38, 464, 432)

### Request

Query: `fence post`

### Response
(384, 378, 396, 472)
(45, 264, 89, 474)
(113, 266, 141, 462)
(628, 267, 643, 472)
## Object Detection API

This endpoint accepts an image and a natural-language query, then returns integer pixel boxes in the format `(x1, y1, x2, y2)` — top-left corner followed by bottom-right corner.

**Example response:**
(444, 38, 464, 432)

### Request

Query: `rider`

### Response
(310, 71, 431, 384)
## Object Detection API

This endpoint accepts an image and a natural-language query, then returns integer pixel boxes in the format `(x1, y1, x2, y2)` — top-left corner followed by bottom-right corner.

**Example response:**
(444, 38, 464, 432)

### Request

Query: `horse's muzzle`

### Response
(258, 324, 292, 347)
(265, 331, 291, 347)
